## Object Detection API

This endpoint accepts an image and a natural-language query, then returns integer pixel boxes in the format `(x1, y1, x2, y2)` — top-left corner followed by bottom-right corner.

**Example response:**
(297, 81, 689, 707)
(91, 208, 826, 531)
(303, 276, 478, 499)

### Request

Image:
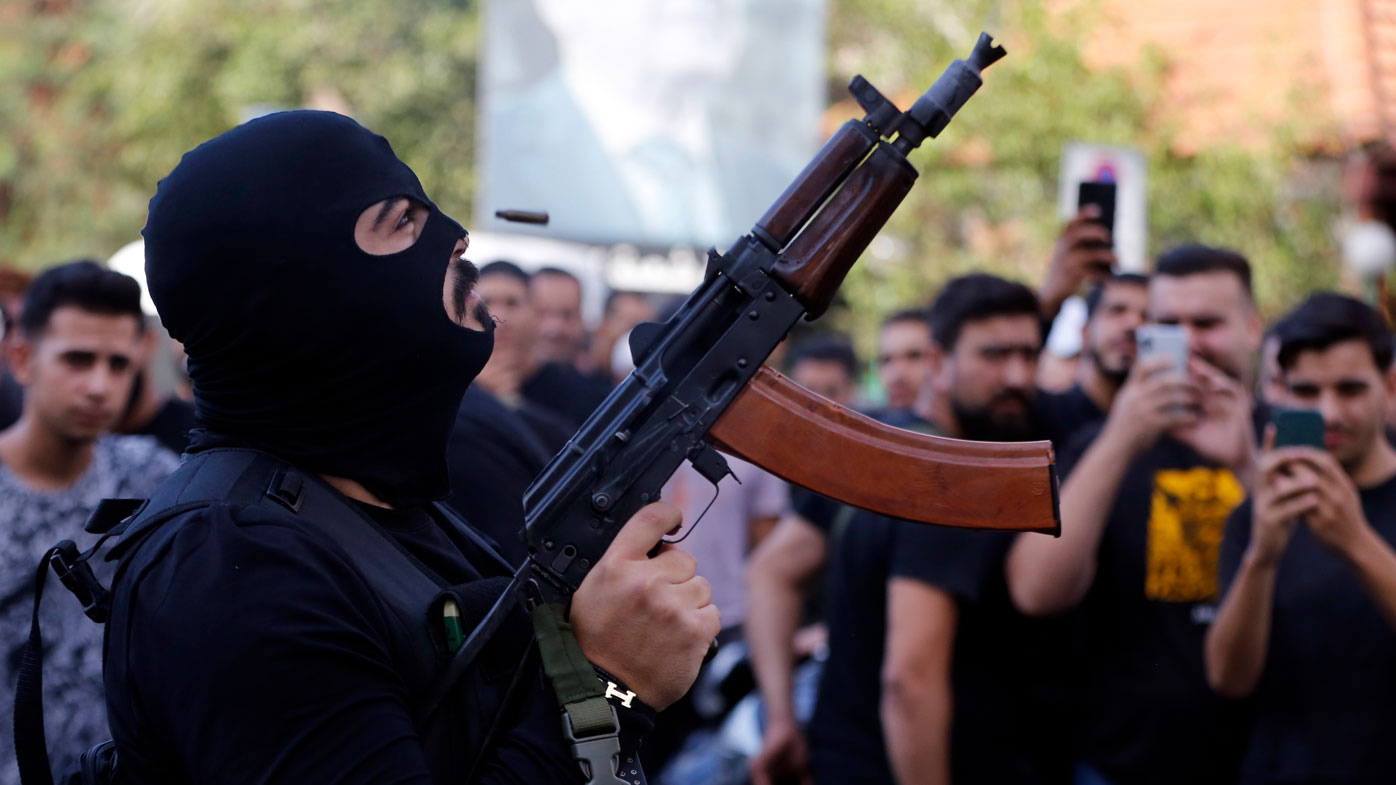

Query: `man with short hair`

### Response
(1207, 292, 1396, 784)
(799, 274, 1069, 785)
(1038, 273, 1148, 439)
(475, 261, 611, 432)
(1007, 244, 1263, 785)
(0, 260, 178, 784)
(872, 309, 933, 420)
(530, 266, 588, 369)
(788, 334, 860, 406)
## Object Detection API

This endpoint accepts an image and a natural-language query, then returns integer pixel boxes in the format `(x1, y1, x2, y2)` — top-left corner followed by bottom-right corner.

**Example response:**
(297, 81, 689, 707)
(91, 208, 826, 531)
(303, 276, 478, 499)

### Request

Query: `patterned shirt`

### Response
(1, 435, 178, 785)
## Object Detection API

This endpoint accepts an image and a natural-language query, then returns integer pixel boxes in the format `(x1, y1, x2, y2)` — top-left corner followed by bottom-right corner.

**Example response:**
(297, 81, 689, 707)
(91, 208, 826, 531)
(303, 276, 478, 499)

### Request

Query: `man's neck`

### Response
(1349, 438, 1396, 489)
(911, 390, 959, 439)
(0, 416, 97, 491)
(1078, 367, 1121, 414)
(321, 474, 394, 509)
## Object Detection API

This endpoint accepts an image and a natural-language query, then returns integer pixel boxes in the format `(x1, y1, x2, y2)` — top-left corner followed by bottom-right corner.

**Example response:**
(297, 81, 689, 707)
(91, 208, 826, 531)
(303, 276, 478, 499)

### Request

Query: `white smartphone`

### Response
(1135, 324, 1188, 375)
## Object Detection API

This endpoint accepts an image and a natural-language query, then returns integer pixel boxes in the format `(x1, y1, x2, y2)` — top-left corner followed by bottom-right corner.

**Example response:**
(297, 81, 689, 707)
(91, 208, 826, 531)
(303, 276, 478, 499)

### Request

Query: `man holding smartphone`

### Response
(1207, 293, 1396, 784)
(1006, 245, 1262, 785)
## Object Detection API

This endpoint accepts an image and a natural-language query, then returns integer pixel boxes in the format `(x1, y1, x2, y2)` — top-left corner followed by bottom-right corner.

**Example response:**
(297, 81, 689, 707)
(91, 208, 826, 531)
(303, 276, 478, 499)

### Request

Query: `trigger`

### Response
(688, 443, 735, 487)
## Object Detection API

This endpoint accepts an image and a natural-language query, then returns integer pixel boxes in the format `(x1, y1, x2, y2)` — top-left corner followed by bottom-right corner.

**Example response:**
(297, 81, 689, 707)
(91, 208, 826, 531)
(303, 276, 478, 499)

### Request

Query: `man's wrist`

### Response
(1242, 543, 1283, 573)
(592, 665, 657, 720)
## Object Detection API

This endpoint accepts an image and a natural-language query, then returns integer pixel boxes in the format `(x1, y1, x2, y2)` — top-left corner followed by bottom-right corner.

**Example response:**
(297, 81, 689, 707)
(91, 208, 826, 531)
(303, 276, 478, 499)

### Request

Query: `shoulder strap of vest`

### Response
(105, 448, 456, 726)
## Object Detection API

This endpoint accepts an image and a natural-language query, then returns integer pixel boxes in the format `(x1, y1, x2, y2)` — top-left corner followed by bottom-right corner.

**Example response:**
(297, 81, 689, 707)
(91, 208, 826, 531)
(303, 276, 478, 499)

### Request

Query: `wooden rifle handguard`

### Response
(708, 367, 1060, 534)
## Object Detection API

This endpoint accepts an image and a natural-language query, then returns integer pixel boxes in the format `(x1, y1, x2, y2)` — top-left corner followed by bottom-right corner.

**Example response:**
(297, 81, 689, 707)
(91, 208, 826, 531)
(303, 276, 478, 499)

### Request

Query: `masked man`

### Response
(101, 111, 718, 784)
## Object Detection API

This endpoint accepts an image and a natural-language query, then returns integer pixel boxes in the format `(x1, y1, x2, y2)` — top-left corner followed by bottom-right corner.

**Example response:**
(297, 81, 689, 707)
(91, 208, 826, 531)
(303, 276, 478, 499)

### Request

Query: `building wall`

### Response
(1065, 0, 1393, 150)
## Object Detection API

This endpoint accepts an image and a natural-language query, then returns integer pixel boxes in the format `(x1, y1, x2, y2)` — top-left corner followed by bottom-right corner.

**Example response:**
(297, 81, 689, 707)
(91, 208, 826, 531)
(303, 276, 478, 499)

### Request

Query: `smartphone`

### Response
(1077, 180, 1117, 240)
(1135, 324, 1187, 375)
(1272, 407, 1325, 449)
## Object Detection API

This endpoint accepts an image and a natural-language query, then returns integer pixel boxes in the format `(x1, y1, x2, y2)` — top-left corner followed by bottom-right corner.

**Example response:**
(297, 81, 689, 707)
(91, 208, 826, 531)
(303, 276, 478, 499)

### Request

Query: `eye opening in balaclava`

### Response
(352, 194, 492, 334)
(144, 110, 495, 507)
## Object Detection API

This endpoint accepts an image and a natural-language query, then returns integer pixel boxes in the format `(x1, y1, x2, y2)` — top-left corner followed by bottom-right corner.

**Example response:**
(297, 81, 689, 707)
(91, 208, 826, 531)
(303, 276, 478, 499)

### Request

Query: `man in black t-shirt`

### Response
(800, 274, 1072, 785)
(1038, 273, 1147, 442)
(1008, 245, 1264, 785)
(474, 261, 612, 433)
(1208, 294, 1396, 785)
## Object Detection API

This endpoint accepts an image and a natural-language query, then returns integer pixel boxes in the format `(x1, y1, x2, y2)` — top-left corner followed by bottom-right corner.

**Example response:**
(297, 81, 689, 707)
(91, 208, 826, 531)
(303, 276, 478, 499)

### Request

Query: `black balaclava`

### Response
(144, 110, 493, 507)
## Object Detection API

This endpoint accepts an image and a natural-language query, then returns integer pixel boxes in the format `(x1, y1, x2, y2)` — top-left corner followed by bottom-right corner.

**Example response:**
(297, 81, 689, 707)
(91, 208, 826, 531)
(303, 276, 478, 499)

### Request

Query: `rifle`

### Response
(436, 33, 1057, 784)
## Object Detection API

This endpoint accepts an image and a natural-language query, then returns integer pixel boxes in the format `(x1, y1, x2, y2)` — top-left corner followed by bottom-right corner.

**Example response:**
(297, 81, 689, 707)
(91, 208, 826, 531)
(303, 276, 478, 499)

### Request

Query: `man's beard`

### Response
(1093, 350, 1131, 386)
(952, 389, 1038, 442)
(450, 257, 495, 333)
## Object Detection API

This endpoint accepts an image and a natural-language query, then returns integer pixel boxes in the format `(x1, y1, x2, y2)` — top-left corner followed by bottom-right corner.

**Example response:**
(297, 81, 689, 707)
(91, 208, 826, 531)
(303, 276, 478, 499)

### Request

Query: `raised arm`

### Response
(1007, 355, 1194, 614)
(747, 513, 829, 785)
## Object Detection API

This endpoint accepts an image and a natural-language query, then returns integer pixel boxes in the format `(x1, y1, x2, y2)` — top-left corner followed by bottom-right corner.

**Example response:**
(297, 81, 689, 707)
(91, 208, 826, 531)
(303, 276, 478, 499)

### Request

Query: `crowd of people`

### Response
(1, 110, 1395, 785)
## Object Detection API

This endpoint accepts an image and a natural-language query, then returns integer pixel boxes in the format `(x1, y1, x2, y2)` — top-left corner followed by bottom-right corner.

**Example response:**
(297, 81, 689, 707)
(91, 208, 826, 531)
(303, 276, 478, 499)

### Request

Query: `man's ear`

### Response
(9, 336, 34, 387)
(927, 341, 950, 392)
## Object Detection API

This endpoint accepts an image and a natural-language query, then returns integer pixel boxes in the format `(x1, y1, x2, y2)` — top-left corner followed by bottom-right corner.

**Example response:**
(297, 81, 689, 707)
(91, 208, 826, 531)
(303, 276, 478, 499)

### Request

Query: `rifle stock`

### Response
(709, 367, 1059, 534)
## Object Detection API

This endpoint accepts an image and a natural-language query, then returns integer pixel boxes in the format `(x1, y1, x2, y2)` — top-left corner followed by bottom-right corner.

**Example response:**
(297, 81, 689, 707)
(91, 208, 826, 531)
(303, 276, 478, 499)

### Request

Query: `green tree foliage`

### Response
(826, 0, 1340, 349)
(0, 0, 477, 267)
(0, 0, 1340, 343)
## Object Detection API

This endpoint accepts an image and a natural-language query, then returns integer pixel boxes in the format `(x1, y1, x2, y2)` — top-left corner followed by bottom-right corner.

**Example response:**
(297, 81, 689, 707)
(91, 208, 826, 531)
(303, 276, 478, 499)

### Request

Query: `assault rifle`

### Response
(437, 33, 1058, 784)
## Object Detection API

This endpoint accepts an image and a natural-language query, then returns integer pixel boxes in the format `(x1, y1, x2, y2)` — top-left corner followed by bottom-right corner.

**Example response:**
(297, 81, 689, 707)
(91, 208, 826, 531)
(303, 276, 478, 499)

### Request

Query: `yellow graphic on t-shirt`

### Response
(1144, 468, 1245, 602)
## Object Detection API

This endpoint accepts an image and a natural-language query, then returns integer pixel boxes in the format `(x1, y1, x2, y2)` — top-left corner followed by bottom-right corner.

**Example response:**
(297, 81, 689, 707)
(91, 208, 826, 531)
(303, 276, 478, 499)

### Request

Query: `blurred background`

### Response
(1, 0, 1394, 358)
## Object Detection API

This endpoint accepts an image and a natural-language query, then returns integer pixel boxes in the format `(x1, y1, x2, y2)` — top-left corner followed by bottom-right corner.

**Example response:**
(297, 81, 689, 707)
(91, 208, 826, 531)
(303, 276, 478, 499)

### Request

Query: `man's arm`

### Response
(1007, 355, 1193, 615)
(881, 578, 956, 785)
(747, 513, 827, 785)
(1206, 433, 1309, 697)
(1291, 449, 1396, 631)
(1037, 207, 1115, 322)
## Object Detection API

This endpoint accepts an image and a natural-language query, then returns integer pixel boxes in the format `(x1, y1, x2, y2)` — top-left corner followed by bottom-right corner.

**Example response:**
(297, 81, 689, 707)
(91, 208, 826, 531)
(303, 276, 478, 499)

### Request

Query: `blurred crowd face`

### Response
(477, 272, 537, 358)
(1148, 271, 1260, 382)
(876, 319, 932, 411)
(13, 306, 140, 444)
(791, 358, 856, 407)
(1085, 281, 1147, 384)
(935, 314, 1041, 441)
(1282, 339, 1394, 471)
(532, 272, 585, 365)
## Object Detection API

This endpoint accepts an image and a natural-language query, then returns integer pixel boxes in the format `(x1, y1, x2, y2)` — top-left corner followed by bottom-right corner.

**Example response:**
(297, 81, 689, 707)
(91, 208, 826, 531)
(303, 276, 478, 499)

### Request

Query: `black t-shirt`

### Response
(808, 514, 1070, 785)
(1059, 421, 1252, 785)
(444, 386, 555, 565)
(134, 396, 197, 455)
(1220, 474, 1396, 785)
(102, 463, 650, 784)
(1036, 384, 1104, 449)
(521, 362, 612, 430)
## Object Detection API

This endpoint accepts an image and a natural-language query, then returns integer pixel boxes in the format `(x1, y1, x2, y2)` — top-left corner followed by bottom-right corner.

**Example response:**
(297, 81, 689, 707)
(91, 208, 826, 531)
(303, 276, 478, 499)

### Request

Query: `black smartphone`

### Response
(1271, 408, 1325, 449)
(1077, 180, 1117, 240)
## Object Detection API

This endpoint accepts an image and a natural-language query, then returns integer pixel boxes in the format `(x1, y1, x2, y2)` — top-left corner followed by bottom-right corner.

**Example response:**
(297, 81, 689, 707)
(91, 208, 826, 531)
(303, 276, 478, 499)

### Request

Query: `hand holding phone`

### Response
(1077, 181, 1117, 244)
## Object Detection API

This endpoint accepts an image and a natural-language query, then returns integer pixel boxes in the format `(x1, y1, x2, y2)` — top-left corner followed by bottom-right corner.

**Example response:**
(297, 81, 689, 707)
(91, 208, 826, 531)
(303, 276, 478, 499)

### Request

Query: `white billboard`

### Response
(1058, 142, 1149, 272)
(477, 0, 826, 250)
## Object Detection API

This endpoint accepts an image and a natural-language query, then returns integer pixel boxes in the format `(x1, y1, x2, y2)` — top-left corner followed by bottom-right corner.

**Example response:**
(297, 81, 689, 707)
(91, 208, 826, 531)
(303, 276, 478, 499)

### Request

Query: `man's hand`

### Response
(1038, 207, 1116, 319)
(1099, 354, 1195, 456)
(750, 718, 813, 785)
(1248, 428, 1314, 568)
(570, 502, 720, 710)
(1171, 357, 1257, 479)
(1288, 448, 1371, 559)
